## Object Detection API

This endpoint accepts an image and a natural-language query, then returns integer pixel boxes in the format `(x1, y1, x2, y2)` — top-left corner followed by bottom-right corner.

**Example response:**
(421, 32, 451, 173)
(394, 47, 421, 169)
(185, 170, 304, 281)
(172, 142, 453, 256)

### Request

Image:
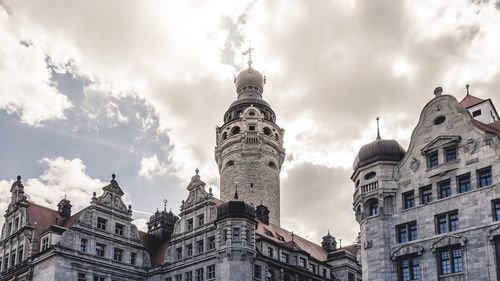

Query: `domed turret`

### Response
(353, 118, 405, 171)
(235, 66, 264, 95)
(321, 230, 337, 253)
(216, 188, 256, 222)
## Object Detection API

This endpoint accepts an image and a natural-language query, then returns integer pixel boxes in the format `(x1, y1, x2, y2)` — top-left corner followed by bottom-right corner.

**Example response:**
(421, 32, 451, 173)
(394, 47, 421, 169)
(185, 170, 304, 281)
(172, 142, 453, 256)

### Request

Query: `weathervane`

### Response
(376, 117, 381, 140)
(164, 199, 168, 211)
(242, 40, 254, 68)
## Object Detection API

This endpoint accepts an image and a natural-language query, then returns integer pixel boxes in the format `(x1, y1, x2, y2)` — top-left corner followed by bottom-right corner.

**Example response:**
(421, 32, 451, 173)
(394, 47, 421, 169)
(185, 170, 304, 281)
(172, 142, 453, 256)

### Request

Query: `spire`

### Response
(376, 117, 381, 140)
(466, 84, 470, 95)
(242, 40, 254, 68)
(233, 182, 239, 199)
(163, 199, 168, 211)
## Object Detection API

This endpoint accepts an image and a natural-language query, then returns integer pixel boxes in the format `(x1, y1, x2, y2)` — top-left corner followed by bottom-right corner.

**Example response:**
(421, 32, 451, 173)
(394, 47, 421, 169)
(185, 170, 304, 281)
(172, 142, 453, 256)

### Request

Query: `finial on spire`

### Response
(234, 182, 239, 199)
(64, 194, 67, 200)
(328, 229, 330, 235)
(242, 40, 254, 68)
(17, 175, 21, 181)
(195, 168, 199, 176)
(466, 84, 470, 95)
(376, 117, 381, 140)
(164, 199, 168, 211)
(112, 173, 116, 180)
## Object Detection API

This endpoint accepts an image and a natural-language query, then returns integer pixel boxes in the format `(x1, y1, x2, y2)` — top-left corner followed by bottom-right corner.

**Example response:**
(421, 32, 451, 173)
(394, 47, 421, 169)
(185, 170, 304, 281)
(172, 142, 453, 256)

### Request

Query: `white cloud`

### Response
(0, 8, 72, 126)
(139, 155, 169, 179)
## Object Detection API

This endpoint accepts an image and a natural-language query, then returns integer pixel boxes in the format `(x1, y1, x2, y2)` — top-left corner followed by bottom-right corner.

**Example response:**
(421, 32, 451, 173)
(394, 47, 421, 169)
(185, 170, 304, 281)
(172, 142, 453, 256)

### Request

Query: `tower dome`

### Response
(353, 139, 405, 171)
(235, 66, 264, 94)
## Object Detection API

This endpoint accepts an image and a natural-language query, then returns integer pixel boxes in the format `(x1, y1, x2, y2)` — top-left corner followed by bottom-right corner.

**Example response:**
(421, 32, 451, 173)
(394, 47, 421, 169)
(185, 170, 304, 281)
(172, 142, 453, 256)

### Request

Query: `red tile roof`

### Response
(27, 202, 64, 243)
(139, 231, 170, 267)
(459, 94, 486, 108)
(255, 220, 328, 261)
(473, 119, 500, 136)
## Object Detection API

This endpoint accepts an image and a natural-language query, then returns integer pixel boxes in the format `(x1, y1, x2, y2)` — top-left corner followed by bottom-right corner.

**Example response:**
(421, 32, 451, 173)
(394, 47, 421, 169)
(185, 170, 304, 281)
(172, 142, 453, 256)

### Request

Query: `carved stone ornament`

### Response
(143, 252, 151, 267)
(431, 234, 467, 252)
(59, 230, 75, 249)
(130, 225, 140, 241)
(78, 210, 92, 226)
(173, 219, 181, 235)
(209, 206, 217, 222)
(184, 170, 211, 209)
(391, 244, 424, 261)
(436, 103, 441, 111)
(464, 138, 477, 154)
(488, 224, 500, 241)
(363, 240, 373, 250)
(410, 158, 420, 172)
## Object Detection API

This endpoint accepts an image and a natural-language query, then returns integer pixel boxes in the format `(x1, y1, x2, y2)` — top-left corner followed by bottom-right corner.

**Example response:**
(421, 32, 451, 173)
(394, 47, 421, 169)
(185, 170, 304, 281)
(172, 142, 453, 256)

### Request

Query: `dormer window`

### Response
(428, 151, 438, 168)
(444, 146, 457, 162)
(41, 237, 49, 251)
(472, 109, 482, 117)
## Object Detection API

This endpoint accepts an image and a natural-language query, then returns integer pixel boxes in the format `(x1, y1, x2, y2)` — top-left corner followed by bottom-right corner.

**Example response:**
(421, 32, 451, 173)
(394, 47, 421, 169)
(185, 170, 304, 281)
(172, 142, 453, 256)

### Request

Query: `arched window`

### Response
(268, 162, 277, 169)
(222, 132, 227, 140)
(275, 133, 279, 141)
(225, 160, 234, 168)
(367, 199, 379, 217)
(263, 127, 272, 136)
(231, 126, 240, 135)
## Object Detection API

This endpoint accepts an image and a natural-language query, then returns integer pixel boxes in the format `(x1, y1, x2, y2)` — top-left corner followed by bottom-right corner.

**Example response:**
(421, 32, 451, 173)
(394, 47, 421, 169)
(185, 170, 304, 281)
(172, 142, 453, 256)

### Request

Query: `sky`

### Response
(1, 0, 500, 245)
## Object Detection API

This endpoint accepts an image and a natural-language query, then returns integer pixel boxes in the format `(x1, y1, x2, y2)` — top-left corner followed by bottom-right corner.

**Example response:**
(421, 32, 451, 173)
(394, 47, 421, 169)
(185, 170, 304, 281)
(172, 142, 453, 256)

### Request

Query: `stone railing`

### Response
(244, 131, 260, 144)
(361, 181, 378, 194)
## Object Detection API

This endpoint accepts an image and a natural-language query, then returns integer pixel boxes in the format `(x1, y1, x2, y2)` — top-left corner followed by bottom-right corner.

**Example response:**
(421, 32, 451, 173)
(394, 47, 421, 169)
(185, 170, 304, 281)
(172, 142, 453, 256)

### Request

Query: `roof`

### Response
(459, 94, 486, 108)
(352, 139, 406, 171)
(139, 231, 170, 267)
(255, 220, 328, 261)
(27, 202, 65, 242)
(473, 119, 500, 136)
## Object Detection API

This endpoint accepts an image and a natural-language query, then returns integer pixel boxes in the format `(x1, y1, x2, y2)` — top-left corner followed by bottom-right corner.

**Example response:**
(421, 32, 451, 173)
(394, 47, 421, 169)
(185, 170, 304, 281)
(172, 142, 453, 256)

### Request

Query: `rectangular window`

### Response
(478, 167, 493, 188)
(197, 240, 204, 253)
(95, 243, 106, 257)
(309, 263, 316, 273)
(254, 264, 262, 280)
(186, 244, 193, 257)
(493, 199, 500, 221)
(10, 252, 15, 267)
(77, 273, 86, 281)
(281, 252, 289, 263)
(185, 271, 193, 281)
(457, 173, 471, 193)
(369, 200, 378, 216)
(97, 217, 107, 231)
(195, 268, 204, 281)
(208, 236, 215, 250)
(4, 257, 8, 270)
(41, 237, 49, 251)
(8, 222, 12, 235)
(444, 146, 457, 162)
(348, 272, 355, 281)
(438, 180, 452, 199)
(176, 247, 182, 260)
(299, 257, 306, 268)
(130, 252, 136, 265)
(115, 223, 124, 236)
(398, 255, 420, 281)
(403, 191, 415, 209)
(397, 222, 417, 243)
(436, 211, 459, 234)
(187, 218, 194, 230)
(14, 217, 19, 231)
(93, 275, 105, 281)
(175, 275, 182, 281)
(113, 248, 123, 262)
(438, 247, 463, 275)
(197, 214, 205, 227)
(249, 125, 256, 131)
(428, 151, 439, 168)
(80, 238, 87, 252)
(267, 247, 273, 258)
(232, 227, 240, 241)
(17, 248, 23, 263)
(420, 186, 432, 204)
(207, 264, 215, 279)
(472, 109, 482, 117)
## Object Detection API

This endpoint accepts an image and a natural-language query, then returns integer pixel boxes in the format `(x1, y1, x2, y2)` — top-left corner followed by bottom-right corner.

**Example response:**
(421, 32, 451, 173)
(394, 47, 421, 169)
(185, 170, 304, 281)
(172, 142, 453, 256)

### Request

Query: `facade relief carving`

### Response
(410, 158, 419, 172)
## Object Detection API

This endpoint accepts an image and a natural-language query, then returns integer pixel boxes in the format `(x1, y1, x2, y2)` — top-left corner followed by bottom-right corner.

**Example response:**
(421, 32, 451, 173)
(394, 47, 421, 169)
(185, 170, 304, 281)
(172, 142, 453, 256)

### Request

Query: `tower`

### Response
(215, 54, 285, 226)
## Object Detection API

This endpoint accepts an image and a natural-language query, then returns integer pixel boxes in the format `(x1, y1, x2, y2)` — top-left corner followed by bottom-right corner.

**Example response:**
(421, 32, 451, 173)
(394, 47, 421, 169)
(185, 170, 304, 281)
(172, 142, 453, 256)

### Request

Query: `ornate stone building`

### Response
(0, 60, 361, 281)
(353, 86, 500, 281)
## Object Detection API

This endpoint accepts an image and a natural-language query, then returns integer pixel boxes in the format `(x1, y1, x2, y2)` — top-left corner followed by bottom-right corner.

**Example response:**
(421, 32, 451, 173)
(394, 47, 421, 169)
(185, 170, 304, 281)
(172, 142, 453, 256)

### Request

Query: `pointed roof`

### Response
(459, 94, 486, 108)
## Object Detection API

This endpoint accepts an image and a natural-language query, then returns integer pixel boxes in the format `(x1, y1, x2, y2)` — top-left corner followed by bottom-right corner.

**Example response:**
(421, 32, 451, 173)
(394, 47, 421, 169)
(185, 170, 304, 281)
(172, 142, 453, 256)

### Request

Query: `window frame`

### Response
(96, 217, 107, 231)
(397, 255, 420, 281)
(438, 179, 452, 199)
(396, 221, 417, 244)
(115, 223, 125, 236)
(428, 151, 439, 168)
(403, 191, 415, 210)
(478, 166, 493, 188)
(444, 146, 457, 162)
(435, 210, 459, 234)
(437, 246, 463, 276)
(420, 185, 432, 205)
(457, 173, 471, 193)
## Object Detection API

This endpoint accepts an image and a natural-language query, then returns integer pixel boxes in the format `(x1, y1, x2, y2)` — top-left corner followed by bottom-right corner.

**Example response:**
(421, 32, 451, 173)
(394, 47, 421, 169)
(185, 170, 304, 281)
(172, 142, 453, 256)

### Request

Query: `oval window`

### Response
(231, 126, 241, 135)
(263, 127, 272, 136)
(364, 171, 376, 180)
(434, 115, 446, 125)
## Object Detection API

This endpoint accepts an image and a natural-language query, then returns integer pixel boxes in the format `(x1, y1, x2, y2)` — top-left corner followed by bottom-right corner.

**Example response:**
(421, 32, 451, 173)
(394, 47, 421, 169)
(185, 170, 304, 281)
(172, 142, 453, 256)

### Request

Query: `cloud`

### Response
(0, 7, 72, 126)
(0, 157, 107, 227)
(139, 155, 169, 179)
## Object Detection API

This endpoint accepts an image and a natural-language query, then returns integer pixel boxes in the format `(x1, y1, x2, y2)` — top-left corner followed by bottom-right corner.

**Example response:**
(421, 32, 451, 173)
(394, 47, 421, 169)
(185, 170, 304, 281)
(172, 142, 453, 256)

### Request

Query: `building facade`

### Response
(0, 60, 361, 281)
(353, 87, 500, 281)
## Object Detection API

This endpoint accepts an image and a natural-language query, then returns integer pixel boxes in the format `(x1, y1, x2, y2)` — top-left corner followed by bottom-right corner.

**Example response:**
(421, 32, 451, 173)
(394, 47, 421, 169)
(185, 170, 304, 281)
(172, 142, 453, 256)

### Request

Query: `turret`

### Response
(215, 55, 285, 226)
(321, 230, 337, 253)
(57, 196, 72, 219)
(147, 206, 179, 241)
(215, 188, 256, 281)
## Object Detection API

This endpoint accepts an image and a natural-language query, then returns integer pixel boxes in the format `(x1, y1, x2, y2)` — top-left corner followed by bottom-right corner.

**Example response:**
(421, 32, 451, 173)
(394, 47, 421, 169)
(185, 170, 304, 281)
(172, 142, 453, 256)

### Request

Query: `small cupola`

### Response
(147, 201, 179, 241)
(57, 195, 72, 219)
(216, 187, 256, 222)
(255, 204, 270, 225)
(353, 117, 405, 171)
(321, 230, 337, 253)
